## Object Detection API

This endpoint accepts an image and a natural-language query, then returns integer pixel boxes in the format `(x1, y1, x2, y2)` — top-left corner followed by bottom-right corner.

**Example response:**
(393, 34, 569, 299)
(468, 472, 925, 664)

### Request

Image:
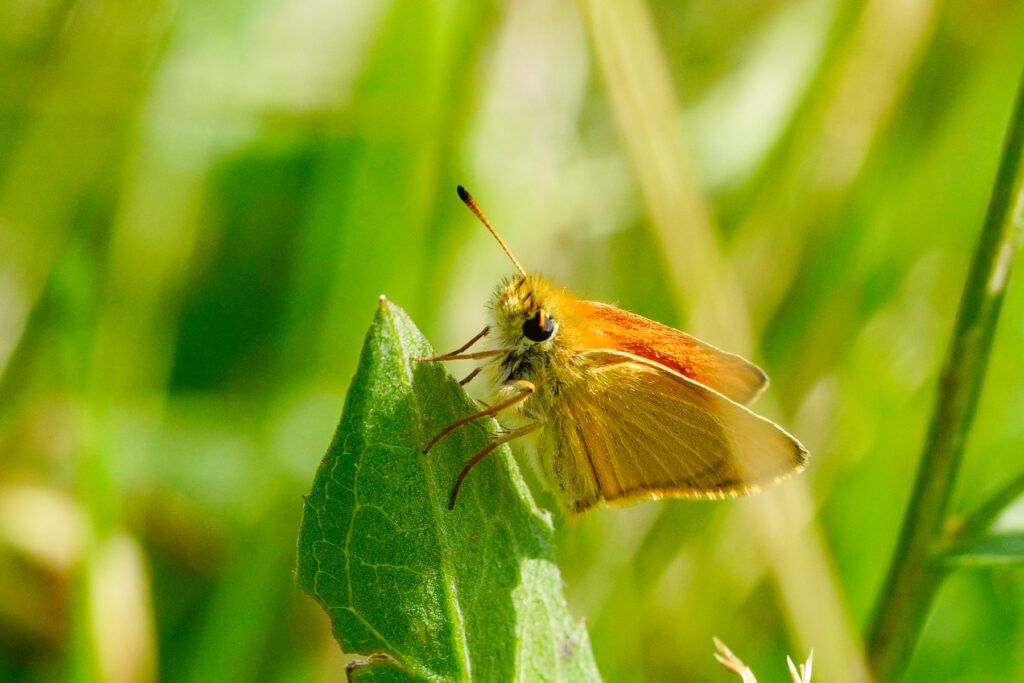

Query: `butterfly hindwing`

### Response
(548, 350, 807, 514)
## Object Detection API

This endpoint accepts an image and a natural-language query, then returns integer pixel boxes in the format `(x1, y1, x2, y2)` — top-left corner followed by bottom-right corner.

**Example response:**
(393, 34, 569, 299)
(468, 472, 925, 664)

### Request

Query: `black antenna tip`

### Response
(456, 185, 470, 202)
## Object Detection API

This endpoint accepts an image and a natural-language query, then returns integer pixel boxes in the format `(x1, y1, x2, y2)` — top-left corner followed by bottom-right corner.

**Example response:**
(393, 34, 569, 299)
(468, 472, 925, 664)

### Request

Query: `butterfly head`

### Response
(488, 274, 567, 355)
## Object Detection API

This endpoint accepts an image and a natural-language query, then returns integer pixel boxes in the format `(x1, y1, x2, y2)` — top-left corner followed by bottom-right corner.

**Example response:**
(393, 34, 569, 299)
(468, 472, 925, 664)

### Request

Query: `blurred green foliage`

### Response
(1, 0, 1023, 681)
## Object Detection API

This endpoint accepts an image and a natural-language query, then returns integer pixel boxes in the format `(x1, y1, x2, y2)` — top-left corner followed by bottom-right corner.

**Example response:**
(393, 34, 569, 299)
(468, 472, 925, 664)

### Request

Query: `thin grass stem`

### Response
(866, 65, 1024, 680)
(949, 469, 1024, 550)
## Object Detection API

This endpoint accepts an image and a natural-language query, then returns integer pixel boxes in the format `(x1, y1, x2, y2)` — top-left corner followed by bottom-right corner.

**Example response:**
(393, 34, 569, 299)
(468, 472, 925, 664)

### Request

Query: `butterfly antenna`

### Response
(457, 185, 527, 277)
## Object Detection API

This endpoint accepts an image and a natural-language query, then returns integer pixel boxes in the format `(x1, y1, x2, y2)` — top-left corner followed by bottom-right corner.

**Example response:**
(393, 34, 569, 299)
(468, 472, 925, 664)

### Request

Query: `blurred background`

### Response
(2, 0, 1024, 680)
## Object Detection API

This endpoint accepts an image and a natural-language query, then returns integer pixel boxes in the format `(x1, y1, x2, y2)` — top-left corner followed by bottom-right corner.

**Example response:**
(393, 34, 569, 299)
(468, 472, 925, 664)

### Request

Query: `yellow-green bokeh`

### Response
(2, 0, 1023, 680)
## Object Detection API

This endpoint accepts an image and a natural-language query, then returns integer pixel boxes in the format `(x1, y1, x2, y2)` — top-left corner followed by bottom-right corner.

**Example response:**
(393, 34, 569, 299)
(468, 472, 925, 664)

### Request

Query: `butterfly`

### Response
(421, 186, 808, 514)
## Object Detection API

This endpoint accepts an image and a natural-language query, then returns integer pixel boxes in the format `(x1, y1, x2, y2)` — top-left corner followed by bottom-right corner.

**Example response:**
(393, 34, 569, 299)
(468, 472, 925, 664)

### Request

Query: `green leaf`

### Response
(295, 297, 601, 682)
(944, 533, 1024, 568)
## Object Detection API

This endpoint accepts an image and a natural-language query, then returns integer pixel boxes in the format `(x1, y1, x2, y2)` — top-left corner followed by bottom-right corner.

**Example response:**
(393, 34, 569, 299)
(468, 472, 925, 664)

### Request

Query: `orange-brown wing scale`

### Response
(546, 350, 807, 514)
(558, 300, 768, 405)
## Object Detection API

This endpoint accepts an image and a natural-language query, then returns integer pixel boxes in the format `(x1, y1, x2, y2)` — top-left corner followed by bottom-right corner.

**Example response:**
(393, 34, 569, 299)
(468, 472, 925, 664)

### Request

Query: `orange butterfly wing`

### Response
(560, 300, 768, 405)
(544, 350, 807, 514)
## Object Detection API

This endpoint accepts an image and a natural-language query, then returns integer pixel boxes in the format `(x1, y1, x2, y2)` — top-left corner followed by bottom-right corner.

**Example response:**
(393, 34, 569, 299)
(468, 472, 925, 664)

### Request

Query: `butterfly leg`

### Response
(417, 326, 490, 362)
(422, 381, 535, 454)
(417, 349, 506, 362)
(458, 367, 482, 385)
(448, 421, 540, 510)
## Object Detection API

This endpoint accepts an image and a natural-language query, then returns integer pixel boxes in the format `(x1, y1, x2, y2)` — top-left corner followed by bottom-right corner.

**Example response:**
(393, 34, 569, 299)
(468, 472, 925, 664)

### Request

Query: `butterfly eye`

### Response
(523, 310, 554, 342)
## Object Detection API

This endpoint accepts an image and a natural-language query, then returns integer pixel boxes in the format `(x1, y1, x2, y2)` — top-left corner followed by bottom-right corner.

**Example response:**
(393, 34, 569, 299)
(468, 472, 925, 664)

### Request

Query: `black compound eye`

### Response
(523, 310, 554, 342)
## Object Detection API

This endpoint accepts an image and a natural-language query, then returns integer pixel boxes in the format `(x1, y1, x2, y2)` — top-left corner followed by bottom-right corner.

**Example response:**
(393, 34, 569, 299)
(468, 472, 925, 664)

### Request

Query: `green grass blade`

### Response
(943, 533, 1024, 568)
(295, 298, 600, 682)
(866, 64, 1024, 680)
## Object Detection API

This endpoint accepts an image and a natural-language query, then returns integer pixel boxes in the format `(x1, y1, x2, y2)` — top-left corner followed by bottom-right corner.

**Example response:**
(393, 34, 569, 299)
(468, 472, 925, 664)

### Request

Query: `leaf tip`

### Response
(377, 294, 389, 308)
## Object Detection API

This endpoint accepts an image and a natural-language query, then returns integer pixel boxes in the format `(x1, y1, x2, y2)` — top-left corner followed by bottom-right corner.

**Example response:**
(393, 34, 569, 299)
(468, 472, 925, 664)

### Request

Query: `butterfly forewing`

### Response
(563, 301, 768, 405)
(550, 350, 807, 514)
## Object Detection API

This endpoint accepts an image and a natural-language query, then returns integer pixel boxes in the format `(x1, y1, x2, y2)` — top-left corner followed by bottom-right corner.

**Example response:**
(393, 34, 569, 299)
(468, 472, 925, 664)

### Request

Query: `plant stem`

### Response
(866, 66, 1024, 681)
(951, 469, 1024, 548)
